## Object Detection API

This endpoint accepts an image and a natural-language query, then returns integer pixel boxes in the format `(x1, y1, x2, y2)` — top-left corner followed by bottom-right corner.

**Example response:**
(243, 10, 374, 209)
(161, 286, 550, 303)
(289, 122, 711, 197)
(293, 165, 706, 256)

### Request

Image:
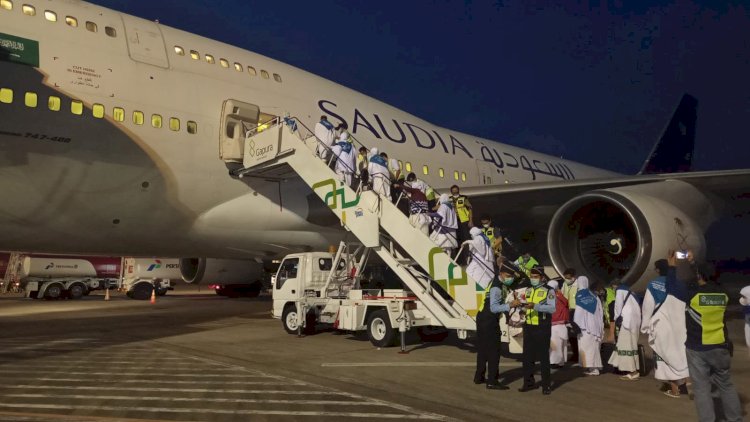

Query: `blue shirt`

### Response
(532, 286, 556, 314)
(490, 286, 511, 314)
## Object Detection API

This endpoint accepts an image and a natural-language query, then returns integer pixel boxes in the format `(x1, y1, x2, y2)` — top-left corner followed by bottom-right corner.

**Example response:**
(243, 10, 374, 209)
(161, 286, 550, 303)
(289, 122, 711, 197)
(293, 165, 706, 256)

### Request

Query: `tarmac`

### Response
(0, 283, 747, 422)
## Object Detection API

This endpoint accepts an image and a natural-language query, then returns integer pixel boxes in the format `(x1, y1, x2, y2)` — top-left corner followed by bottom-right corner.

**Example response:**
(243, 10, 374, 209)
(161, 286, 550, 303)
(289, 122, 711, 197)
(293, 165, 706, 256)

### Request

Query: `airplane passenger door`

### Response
(220, 100, 260, 162)
(476, 159, 502, 185)
(120, 15, 169, 68)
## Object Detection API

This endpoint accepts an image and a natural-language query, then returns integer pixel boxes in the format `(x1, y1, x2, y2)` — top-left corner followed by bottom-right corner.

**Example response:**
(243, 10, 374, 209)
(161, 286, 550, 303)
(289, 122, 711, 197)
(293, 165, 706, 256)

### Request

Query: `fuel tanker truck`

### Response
(20, 255, 120, 300)
(121, 258, 180, 300)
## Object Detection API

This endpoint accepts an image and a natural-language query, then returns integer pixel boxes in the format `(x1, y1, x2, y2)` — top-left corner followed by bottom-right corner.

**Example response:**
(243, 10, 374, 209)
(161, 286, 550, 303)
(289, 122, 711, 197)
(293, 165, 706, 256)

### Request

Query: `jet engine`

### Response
(548, 180, 717, 291)
(180, 258, 266, 297)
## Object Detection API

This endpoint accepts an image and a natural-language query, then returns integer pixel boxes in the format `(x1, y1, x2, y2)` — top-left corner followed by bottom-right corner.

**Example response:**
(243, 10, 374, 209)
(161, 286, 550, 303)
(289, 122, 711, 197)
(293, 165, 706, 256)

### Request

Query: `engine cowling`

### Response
(179, 258, 263, 284)
(548, 180, 716, 291)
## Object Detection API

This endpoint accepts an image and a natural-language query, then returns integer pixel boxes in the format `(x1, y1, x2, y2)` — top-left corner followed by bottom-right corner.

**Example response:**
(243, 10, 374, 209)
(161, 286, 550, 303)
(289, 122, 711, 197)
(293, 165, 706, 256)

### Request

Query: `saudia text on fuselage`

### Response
(318, 100, 576, 181)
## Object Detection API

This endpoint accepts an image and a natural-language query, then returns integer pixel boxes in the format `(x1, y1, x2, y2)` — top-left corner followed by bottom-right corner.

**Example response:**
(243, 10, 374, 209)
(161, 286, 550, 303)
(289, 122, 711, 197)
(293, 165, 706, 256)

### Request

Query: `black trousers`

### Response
(456, 221, 471, 264)
(475, 313, 501, 383)
(568, 309, 579, 361)
(522, 323, 551, 388)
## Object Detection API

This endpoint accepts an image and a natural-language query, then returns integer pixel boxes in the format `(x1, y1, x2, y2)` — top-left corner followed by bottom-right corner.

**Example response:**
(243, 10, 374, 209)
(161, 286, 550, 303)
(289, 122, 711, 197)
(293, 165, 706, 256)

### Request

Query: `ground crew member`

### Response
(514, 267, 556, 395)
(450, 185, 472, 264)
(514, 252, 539, 276)
(474, 266, 514, 390)
(479, 215, 503, 257)
(670, 253, 741, 421)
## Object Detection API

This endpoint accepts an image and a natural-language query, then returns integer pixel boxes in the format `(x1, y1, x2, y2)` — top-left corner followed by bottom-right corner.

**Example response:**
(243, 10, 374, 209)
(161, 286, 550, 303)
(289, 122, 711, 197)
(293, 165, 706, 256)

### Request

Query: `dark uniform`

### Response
(519, 284, 556, 394)
(474, 278, 510, 389)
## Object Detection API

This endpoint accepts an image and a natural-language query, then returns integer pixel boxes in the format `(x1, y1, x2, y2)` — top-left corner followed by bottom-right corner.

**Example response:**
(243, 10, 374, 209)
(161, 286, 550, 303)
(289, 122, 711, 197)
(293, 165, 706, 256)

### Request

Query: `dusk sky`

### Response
(88, 1, 750, 174)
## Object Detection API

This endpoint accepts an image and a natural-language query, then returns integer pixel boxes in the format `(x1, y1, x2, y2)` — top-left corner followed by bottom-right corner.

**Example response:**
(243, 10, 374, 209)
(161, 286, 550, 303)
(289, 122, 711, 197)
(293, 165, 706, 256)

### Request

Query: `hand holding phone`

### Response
(676, 250, 688, 260)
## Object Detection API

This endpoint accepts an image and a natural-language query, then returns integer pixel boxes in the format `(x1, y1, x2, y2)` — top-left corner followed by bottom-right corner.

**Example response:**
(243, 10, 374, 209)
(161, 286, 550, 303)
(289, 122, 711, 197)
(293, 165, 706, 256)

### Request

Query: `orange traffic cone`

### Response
(150, 288, 156, 304)
(104, 288, 110, 301)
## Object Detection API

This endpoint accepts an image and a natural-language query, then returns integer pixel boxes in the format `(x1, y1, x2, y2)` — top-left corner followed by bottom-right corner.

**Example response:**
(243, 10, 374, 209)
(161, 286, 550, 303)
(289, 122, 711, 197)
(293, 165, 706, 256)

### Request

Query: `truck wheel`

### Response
(44, 284, 63, 300)
(131, 283, 152, 300)
(282, 305, 315, 335)
(156, 288, 167, 297)
(417, 326, 449, 343)
(68, 283, 85, 300)
(367, 309, 396, 347)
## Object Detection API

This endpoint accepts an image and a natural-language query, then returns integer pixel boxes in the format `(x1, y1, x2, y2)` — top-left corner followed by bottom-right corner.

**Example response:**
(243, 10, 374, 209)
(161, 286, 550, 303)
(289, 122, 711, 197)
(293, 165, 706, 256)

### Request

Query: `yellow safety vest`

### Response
(690, 293, 728, 345)
(478, 283, 493, 312)
(454, 195, 470, 223)
(483, 227, 495, 242)
(515, 256, 539, 276)
(525, 286, 551, 325)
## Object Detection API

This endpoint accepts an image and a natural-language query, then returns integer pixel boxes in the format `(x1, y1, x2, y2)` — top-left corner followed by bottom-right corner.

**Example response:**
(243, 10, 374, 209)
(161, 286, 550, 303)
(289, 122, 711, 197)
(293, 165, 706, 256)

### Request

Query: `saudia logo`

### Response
(246, 140, 274, 158)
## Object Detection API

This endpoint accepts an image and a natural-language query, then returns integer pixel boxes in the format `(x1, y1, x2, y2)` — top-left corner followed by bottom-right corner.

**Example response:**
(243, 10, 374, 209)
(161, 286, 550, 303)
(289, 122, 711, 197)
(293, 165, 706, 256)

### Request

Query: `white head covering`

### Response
(469, 227, 483, 237)
(576, 275, 589, 289)
(339, 131, 349, 141)
(573, 275, 603, 339)
(548, 280, 559, 290)
(369, 147, 379, 158)
(439, 193, 451, 204)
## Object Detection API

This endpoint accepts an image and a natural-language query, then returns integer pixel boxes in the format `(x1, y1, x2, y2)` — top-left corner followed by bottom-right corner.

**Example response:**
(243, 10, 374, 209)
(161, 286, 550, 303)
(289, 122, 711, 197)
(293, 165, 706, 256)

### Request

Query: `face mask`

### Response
(530, 278, 541, 287)
(502, 277, 514, 286)
(565, 277, 574, 284)
(482, 223, 489, 228)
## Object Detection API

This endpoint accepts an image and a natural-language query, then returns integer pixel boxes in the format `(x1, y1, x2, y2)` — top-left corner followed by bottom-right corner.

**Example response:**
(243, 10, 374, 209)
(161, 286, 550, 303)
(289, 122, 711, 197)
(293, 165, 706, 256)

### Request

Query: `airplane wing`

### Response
(457, 169, 750, 286)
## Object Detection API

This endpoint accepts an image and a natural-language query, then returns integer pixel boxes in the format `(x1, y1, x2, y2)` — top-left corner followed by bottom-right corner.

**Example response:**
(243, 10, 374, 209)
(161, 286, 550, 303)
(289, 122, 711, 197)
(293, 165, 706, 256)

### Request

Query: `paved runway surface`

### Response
(0, 285, 747, 421)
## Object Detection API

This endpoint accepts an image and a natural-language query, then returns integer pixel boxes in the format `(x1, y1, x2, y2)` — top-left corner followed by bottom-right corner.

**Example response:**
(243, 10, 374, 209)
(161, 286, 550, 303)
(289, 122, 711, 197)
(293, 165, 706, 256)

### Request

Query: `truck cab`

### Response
(271, 251, 335, 320)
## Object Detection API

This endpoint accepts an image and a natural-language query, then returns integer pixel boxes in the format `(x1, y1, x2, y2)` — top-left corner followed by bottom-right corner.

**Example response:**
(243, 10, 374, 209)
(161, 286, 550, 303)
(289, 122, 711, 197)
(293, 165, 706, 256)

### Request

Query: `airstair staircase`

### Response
(230, 117, 483, 331)
(1, 252, 22, 294)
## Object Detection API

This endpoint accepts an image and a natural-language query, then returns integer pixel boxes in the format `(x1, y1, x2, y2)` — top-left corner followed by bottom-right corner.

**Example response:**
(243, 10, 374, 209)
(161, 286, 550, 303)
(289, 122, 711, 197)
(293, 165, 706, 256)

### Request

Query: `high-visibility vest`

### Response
(525, 286, 552, 325)
(453, 195, 470, 222)
(515, 255, 539, 276)
(483, 227, 496, 242)
(689, 292, 728, 345)
(478, 283, 493, 313)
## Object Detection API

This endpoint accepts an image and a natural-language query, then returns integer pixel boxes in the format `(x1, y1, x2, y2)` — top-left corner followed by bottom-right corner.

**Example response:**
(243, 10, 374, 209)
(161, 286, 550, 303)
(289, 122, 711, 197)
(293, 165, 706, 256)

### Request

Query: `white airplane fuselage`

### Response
(0, 0, 616, 260)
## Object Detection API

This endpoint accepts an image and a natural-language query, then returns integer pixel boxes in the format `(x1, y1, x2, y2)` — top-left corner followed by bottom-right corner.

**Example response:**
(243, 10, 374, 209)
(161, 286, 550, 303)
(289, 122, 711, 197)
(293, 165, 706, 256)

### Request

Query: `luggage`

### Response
(600, 342, 616, 373)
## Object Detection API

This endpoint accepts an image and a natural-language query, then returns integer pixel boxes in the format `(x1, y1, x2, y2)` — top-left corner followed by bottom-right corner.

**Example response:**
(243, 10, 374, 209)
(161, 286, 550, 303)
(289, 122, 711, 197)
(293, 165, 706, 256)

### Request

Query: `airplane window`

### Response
(113, 107, 125, 122)
(205, 54, 215, 64)
(169, 117, 180, 131)
(105, 26, 116, 37)
(48, 96, 61, 111)
(24, 92, 37, 108)
(422, 165, 429, 175)
(234, 63, 243, 72)
(65, 16, 77, 27)
(0, 88, 13, 104)
(453, 170, 459, 180)
(247, 66, 257, 76)
(189, 50, 199, 60)
(174, 46, 184, 56)
(151, 114, 163, 128)
(273, 73, 282, 83)
(0, 1, 12, 11)
(44, 10, 56, 22)
(260, 70, 270, 79)
(71, 100, 83, 116)
(405, 162, 412, 172)
(21, 4, 34, 16)
(439, 168, 445, 178)
(187, 121, 198, 134)
(133, 111, 144, 125)
(92, 104, 104, 118)
(85, 21, 97, 33)
(219, 59, 229, 68)
(461, 172, 467, 182)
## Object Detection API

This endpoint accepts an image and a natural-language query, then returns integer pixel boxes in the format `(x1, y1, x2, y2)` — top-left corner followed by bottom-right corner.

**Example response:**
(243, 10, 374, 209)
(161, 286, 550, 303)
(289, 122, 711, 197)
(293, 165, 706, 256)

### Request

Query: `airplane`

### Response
(0, 0, 748, 291)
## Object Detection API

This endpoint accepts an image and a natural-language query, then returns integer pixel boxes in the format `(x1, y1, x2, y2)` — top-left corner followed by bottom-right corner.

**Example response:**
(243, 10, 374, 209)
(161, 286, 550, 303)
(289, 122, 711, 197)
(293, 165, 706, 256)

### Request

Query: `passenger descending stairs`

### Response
(232, 118, 482, 331)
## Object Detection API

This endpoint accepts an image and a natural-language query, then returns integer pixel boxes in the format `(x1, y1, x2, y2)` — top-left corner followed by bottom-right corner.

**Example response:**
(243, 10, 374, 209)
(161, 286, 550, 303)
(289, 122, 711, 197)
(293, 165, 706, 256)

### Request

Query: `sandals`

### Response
(664, 390, 681, 399)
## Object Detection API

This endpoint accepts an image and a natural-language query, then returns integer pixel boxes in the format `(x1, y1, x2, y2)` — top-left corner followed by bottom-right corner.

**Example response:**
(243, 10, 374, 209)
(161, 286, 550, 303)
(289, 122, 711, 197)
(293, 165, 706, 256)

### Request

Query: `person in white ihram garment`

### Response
(573, 276, 604, 376)
(313, 115, 335, 160)
(366, 147, 391, 200)
(464, 227, 495, 289)
(428, 194, 458, 256)
(609, 283, 642, 380)
(641, 259, 689, 398)
(547, 279, 569, 368)
(740, 284, 750, 352)
(330, 132, 356, 187)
